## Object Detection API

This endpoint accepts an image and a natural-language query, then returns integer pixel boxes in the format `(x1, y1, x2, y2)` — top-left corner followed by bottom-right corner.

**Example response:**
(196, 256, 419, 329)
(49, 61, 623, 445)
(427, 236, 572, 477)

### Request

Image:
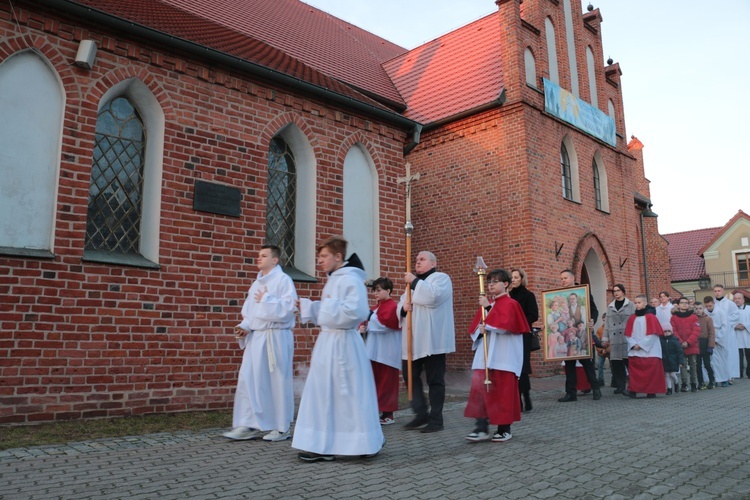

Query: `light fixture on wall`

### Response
(74, 40, 97, 69)
(698, 275, 711, 290)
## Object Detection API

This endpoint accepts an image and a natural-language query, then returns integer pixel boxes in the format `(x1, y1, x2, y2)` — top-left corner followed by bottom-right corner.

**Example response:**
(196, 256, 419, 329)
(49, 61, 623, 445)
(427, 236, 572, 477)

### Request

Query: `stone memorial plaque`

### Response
(193, 180, 241, 217)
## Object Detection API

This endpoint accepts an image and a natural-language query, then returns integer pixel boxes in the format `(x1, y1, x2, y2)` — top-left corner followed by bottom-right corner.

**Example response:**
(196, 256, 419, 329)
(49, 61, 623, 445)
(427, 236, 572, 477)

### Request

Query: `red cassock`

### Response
(464, 294, 530, 425)
(625, 313, 667, 395)
(368, 299, 400, 412)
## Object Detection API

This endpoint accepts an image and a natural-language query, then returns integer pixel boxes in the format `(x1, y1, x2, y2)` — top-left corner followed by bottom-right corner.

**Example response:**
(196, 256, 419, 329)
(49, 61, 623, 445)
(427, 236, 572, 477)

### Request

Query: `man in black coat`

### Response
(557, 269, 601, 402)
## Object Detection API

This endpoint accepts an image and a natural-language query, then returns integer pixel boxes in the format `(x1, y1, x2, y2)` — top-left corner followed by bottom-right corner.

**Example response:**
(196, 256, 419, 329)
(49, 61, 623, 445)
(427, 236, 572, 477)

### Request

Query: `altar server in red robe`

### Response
(360, 277, 402, 425)
(623, 295, 666, 398)
(464, 269, 530, 443)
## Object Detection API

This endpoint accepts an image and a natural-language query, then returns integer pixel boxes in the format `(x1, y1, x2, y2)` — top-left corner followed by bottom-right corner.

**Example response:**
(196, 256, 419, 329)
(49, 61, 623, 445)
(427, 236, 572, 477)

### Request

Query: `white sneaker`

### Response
(465, 431, 490, 442)
(492, 431, 512, 442)
(262, 430, 291, 442)
(222, 427, 261, 440)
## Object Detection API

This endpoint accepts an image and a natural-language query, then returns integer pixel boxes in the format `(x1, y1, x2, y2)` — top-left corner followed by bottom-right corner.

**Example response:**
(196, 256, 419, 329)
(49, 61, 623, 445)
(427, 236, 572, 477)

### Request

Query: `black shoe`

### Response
(666, 388, 672, 395)
(680, 385, 688, 393)
(420, 424, 444, 433)
(691, 383, 697, 392)
(298, 452, 335, 462)
(646, 394, 656, 398)
(613, 388, 624, 394)
(581, 389, 591, 395)
(610, 380, 617, 388)
(523, 394, 532, 412)
(598, 378, 605, 387)
(674, 384, 679, 393)
(403, 416, 429, 430)
(622, 390, 637, 398)
(558, 393, 577, 402)
(592, 389, 602, 400)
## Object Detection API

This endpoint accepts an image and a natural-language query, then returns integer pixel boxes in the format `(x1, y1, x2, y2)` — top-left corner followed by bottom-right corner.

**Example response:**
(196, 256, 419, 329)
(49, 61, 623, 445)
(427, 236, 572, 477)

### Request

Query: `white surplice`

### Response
(365, 303, 402, 370)
(715, 297, 740, 378)
(397, 271, 455, 360)
(233, 264, 297, 432)
(706, 307, 729, 383)
(736, 305, 750, 349)
(293, 263, 384, 456)
(626, 317, 663, 359)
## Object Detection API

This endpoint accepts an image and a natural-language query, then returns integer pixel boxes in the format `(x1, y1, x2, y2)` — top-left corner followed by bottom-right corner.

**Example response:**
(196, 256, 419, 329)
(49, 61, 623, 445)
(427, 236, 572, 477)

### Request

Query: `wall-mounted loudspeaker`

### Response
(74, 40, 97, 69)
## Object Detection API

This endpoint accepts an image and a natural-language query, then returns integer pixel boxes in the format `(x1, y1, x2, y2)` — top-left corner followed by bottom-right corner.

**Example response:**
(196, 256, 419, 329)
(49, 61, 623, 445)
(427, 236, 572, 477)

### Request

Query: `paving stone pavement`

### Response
(2, 375, 750, 499)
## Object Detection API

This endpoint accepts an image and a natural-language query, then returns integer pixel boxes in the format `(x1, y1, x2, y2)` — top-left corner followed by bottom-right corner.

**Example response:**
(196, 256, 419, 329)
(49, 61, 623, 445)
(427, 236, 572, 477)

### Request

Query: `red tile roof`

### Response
(663, 227, 720, 282)
(73, 0, 408, 109)
(383, 13, 505, 124)
(71, 1, 510, 126)
(697, 210, 750, 256)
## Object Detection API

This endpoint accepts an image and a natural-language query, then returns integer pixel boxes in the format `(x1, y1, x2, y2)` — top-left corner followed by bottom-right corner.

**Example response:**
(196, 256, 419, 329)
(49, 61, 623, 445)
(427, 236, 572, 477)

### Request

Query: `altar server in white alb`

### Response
(733, 292, 750, 378)
(293, 236, 383, 462)
(223, 245, 298, 442)
(704, 296, 730, 386)
(398, 251, 455, 433)
(713, 284, 740, 379)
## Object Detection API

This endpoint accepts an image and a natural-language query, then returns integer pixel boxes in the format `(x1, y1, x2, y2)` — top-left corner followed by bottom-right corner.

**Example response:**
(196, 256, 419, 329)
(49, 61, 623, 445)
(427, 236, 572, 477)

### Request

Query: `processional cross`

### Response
(397, 162, 420, 400)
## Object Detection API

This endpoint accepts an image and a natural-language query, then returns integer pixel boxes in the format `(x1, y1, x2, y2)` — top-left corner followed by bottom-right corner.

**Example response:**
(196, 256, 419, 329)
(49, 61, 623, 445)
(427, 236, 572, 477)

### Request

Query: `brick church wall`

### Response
(0, 4, 409, 423)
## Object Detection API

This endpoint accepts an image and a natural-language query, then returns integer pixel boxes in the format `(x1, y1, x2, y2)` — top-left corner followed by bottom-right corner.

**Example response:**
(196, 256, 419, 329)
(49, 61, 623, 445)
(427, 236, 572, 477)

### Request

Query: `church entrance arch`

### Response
(572, 233, 613, 329)
(582, 248, 608, 328)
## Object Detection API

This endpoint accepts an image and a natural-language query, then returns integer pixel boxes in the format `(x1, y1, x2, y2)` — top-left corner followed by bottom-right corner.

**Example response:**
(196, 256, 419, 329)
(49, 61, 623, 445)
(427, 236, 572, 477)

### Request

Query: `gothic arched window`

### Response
(266, 137, 297, 265)
(593, 159, 602, 210)
(561, 143, 573, 200)
(86, 97, 145, 254)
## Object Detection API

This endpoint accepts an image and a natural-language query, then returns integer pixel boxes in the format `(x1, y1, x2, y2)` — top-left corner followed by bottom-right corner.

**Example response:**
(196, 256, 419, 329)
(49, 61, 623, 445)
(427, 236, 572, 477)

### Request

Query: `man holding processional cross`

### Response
(397, 163, 455, 433)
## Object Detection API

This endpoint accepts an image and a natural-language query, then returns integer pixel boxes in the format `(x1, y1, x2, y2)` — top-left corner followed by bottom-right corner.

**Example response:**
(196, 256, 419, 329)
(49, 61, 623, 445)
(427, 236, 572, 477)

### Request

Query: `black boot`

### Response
(523, 392, 532, 412)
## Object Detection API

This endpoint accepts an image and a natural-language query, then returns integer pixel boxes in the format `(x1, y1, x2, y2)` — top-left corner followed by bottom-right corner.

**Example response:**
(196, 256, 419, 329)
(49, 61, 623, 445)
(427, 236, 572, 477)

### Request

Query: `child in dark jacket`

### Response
(660, 329, 685, 395)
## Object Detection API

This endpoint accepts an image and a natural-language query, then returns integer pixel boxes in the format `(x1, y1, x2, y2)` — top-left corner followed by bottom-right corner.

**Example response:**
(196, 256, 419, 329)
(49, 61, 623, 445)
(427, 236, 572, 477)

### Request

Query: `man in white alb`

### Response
(224, 245, 297, 442)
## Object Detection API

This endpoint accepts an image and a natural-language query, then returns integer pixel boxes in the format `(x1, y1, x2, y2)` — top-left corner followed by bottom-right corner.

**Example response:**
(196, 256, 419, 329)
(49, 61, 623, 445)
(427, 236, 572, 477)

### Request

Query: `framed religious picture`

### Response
(541, 284, 593, 361)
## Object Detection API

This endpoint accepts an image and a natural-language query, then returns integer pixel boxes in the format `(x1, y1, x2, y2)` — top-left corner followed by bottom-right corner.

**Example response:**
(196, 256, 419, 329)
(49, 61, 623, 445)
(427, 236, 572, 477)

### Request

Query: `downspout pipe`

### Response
(33, 0, 421, 153)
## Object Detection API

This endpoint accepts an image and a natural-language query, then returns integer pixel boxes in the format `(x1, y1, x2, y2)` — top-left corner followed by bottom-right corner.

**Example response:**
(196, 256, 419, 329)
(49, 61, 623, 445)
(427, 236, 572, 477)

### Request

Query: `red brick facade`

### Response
(1, 0, 670, 423)
(0, 3, 409, 423)
(406, 0, 670, 375)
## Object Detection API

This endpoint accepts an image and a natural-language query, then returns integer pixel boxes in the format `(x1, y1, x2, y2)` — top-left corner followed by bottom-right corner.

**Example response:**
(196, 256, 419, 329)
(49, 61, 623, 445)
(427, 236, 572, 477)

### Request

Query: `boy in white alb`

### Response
(293, 236, 384, 462)
(223, 245, 297, 442)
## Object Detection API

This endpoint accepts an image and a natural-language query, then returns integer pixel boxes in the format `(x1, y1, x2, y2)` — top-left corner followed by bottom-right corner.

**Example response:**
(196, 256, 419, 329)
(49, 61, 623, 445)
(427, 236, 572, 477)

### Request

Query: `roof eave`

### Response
(419, 89, 506, 133)
(37, 0, 420, 134)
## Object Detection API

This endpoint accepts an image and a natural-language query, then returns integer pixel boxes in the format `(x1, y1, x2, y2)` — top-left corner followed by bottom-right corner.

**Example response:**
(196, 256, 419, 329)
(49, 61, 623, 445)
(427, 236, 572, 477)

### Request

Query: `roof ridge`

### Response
(663, 226, 722, 237)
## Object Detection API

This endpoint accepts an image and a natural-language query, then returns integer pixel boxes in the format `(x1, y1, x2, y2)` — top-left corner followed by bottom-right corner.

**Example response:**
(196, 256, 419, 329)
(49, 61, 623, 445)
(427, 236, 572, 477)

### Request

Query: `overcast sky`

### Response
(304, 0, 750, 235)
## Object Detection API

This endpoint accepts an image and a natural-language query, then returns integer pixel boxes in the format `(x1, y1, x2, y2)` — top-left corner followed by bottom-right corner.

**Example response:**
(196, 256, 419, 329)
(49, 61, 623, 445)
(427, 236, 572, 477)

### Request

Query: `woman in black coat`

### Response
(509, 268, 539, 411)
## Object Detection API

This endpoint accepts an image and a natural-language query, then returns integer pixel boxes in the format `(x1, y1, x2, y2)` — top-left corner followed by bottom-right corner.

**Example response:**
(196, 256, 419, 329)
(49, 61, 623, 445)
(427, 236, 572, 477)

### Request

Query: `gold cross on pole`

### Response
(397, 162, 420, 223)
(397, 162, 420, 400)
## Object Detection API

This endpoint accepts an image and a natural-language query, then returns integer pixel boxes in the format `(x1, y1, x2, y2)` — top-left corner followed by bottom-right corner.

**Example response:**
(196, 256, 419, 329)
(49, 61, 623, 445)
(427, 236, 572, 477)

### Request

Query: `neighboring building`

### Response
(663, 227, 720, 301)
(666, 210, 750, 302)
(1, 0, 668, 423)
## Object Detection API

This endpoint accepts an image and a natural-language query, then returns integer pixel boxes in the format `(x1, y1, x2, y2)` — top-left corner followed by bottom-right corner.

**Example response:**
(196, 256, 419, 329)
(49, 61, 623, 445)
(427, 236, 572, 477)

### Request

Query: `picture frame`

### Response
(541, 284, 593, 361)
